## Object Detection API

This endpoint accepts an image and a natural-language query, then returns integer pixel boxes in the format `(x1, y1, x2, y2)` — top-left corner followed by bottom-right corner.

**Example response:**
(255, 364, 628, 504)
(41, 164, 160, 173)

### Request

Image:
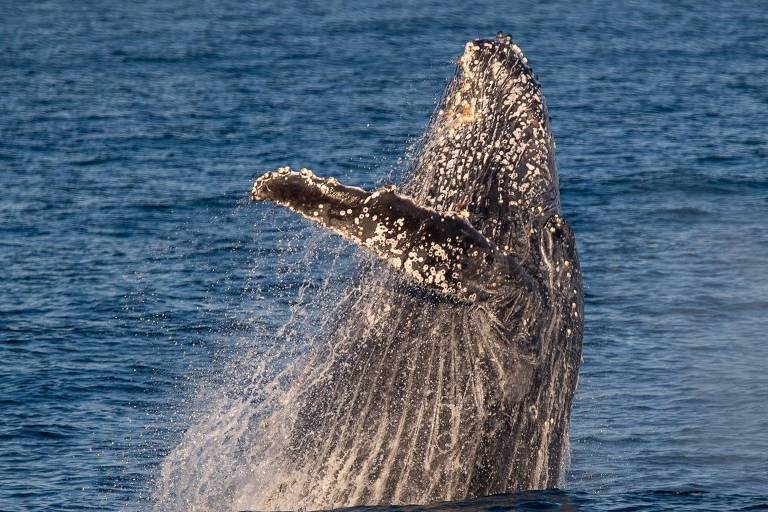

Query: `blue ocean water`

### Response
(2, 0, 767, 510)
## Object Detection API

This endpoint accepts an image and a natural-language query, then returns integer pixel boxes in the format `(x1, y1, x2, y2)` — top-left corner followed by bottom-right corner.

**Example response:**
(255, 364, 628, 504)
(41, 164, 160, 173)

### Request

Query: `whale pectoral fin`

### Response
(251, 167, 531, 302)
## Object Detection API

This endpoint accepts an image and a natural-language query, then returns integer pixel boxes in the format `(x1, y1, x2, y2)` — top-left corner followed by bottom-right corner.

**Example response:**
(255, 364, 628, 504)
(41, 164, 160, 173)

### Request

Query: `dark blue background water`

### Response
(2, 1, 767, 510)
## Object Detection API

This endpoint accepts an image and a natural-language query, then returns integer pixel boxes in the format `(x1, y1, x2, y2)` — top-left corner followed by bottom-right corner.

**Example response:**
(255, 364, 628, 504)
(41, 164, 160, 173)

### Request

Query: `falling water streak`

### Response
(151, 204, 365, 511)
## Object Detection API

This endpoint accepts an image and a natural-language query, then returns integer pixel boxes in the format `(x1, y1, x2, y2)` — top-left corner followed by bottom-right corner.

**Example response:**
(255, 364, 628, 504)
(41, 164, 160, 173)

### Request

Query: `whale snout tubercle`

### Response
(458, 32, 528, 74)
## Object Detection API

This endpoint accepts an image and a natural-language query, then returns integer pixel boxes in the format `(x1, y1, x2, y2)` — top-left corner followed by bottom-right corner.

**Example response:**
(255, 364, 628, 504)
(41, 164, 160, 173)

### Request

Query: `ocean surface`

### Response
(2, 0, 767, 510)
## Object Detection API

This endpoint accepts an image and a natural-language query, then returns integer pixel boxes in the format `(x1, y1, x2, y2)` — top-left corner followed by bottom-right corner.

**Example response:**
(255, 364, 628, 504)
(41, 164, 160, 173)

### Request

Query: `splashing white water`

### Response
(152, 218, 361, 511)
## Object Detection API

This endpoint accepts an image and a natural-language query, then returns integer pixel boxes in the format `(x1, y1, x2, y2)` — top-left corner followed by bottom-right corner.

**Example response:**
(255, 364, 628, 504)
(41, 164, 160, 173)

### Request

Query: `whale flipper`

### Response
(251, 167, 532, 301)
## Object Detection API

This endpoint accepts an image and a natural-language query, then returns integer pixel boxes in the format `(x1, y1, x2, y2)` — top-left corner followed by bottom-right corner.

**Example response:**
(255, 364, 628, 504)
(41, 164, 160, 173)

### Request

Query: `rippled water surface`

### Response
(2, 1, 767, 510)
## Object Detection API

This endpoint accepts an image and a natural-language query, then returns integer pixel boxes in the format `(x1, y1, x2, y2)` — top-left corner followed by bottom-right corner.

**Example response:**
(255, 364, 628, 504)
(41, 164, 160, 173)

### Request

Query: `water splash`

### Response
(151, 214, 361, 510)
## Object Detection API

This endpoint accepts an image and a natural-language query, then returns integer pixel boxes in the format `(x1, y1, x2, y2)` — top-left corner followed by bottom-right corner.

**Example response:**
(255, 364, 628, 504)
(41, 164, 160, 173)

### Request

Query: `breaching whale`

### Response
(155, 33, 583, 512)
(245, 32, 584, 510)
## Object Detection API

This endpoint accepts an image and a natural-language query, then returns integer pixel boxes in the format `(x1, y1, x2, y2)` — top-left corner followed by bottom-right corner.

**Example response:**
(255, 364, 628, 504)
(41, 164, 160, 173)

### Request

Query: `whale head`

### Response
(404, 33, 560, 254)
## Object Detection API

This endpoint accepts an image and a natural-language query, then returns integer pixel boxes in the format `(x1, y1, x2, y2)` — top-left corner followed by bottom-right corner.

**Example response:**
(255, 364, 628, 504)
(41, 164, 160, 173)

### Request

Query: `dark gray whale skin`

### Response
(250, 33, 583, 510)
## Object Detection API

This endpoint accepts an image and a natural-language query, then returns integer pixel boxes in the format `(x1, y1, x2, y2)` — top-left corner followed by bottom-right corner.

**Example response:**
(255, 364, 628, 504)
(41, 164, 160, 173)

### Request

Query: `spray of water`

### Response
(150, 215, 363, 511)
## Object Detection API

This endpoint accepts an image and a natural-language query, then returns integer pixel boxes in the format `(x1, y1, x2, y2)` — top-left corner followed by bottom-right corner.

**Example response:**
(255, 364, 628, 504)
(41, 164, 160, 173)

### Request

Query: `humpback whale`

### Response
(155, 33, 583, 512)
(245, 32, 584, 510)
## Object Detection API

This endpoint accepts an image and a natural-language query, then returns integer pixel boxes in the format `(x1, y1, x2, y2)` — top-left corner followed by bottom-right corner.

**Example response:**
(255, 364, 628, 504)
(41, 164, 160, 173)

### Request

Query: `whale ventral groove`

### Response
(242, 32, 583, 510)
